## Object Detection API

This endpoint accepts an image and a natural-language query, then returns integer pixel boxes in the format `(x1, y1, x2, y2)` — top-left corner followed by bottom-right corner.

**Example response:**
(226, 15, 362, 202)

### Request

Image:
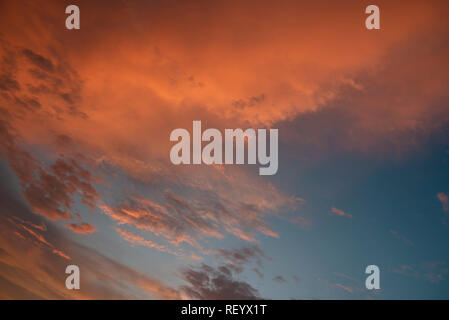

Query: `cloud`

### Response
(273, 275, 286, 283)
(14, 155, 99, 221)
(19, 224, 52, 248)
(393, 262, 449, 284)
(180, 264, 260, 300)
(335, 283, 353, 294)
(101, 185, 296, 253)
(22, 49, 55, 73)
(7, 216, 71, 260)
(288, 215, 312, 229)
(333, 272, 358, 283)
(437, 192, 449, 211)
(317, 272, 372, 298)
(52, 249, 71, 260)
(217, 245, 268, 268)
(292, 275, 300, 284)
(66, 223, 97, 234)
(0, 164, 181, 299)
(101, 194, 218, 249)
(390, 229, 414, 246)
(114, 227, 176, 255)
(11, 216, 47, 231)
(329, 207, 352, 219)
(252, 268, 264, 279)
(3, 0, 447, 186)
(215, 245, 269, 275)
(1, 29, 301, 297)
(0, 43, 99, 223)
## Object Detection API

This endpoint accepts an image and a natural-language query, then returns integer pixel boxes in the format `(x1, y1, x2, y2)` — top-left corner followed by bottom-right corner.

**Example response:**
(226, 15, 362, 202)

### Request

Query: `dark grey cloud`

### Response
(273, 275, 286, 283)
(1, 39, 86, 121)
(22, 49, 55, 73)
(180, 264, 261, 300)
(232, 93, 266, 109)
(217, 245, 268, 270)
(0, 73, 20, 91)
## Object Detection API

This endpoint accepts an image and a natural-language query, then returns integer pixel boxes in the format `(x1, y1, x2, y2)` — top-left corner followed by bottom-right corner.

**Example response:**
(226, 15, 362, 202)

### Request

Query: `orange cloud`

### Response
(52, 249, 71, 260)
(1, 0, 448, 175)
(330, 207, 353, 218)
(8, 216, 72, 261)
(67, 222, 97, 234)
(0, 194, 181, 299)
(335, 283, 354, 294)
(437, 192, 449, 211)
(114, 227, 175, 255)
(101, 181, 295, 254)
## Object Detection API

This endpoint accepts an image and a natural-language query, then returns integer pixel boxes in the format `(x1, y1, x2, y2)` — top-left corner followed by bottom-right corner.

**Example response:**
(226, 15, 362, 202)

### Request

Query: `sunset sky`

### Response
(1, 0, 449, 299)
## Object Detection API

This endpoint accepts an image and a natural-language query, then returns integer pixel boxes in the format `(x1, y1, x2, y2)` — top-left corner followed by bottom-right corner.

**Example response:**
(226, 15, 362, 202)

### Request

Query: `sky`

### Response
(0, 0, 449, 299)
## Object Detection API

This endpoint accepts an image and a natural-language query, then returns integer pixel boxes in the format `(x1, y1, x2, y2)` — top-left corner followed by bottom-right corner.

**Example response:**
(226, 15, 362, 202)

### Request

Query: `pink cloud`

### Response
(335, 283, 354, 293)
(390, 229, 414, 246)
(437, 192, 449, 211)
(67, 223, 97, 234)
(114, 227, 177, 255)
(329, 207, 353, 218)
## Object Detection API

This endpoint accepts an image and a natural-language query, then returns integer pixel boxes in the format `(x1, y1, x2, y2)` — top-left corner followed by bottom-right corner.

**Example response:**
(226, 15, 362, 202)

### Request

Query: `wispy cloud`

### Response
(9, 217, 71, 260)
(393, 262, 449, 284)
(217, 245, 269, 270)
(292, 275, 301, 284)
(115, 227, 177, 256)
(66, 223, 97, 234)
(273, 275, 287, 284)
(390, 229, 414, 246)
(335, 283, 353, 293)
(329, 207, 352, 218)
(437, 192, 449, 211)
